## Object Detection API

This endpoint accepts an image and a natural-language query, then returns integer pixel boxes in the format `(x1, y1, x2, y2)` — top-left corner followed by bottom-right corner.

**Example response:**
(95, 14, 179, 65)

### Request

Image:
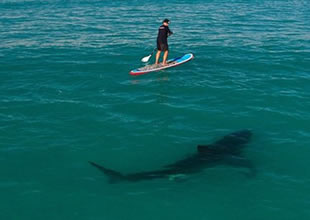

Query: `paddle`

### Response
(141, 48, 156, 62)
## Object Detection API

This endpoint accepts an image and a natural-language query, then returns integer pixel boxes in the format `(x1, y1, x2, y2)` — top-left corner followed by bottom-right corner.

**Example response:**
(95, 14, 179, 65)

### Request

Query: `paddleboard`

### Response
(129, 53, 194, 76)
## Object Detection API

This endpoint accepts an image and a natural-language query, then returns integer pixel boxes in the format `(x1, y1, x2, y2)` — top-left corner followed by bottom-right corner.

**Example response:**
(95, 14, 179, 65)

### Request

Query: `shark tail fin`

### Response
(88, 161, 125, 183)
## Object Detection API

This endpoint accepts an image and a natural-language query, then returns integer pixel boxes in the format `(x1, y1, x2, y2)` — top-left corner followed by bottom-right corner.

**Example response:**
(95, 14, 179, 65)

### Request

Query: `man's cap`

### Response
(163, 19, 170, 24)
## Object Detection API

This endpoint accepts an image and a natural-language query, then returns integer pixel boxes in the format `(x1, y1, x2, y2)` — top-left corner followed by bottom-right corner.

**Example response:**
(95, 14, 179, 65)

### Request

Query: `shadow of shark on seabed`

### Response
(89, 129, 256, 183)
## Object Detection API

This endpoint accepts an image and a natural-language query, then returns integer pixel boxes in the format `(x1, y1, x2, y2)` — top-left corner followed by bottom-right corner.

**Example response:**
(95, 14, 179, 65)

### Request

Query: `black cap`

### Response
(163, 19, 170, 24)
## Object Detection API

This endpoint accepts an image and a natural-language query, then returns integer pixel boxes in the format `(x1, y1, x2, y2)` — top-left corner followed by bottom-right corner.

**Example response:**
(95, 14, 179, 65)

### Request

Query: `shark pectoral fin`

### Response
(224, 157, 257, 177)
(88, 161, 125, 183)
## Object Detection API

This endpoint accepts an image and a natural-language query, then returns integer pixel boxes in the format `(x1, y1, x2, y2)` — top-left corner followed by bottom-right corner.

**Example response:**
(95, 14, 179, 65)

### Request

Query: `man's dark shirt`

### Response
(157, 25, 173, 44)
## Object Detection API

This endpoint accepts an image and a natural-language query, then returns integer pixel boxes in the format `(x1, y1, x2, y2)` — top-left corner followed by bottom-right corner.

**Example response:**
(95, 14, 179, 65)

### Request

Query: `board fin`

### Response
(88, 161, 125, 183)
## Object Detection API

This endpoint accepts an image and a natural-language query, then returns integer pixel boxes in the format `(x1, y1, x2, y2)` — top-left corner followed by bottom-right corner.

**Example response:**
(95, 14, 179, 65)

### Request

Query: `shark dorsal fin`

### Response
(197, 145, 214, 154)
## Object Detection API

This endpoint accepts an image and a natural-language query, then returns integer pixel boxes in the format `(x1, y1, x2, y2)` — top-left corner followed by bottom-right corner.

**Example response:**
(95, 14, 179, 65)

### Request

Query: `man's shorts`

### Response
(157, 42, 169, 51)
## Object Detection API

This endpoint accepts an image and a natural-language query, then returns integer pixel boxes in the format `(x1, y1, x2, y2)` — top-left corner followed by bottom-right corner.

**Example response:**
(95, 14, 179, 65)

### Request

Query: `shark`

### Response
(89, 129, 255, 183)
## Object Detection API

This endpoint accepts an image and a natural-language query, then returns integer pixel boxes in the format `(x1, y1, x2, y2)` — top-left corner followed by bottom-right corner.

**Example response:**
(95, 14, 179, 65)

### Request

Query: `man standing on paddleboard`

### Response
(155, 19, 173, 65)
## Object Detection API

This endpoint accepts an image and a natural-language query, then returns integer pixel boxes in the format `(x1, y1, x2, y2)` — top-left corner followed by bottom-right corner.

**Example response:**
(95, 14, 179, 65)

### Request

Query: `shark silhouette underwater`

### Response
(89, 129, 255, 183)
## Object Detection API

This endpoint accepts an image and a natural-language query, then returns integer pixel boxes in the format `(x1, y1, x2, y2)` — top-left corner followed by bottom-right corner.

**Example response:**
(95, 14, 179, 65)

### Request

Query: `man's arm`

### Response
(167, 27, 173, 36)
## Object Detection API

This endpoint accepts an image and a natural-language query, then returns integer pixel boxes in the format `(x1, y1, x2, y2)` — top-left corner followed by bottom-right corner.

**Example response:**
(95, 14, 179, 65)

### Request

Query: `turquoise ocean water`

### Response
(1, 0, 310, 219)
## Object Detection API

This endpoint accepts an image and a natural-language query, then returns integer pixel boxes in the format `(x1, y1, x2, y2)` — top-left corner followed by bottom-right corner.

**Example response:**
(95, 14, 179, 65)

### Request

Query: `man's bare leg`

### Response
(163, 50, 169, 65)
(155, 50, 161, 65)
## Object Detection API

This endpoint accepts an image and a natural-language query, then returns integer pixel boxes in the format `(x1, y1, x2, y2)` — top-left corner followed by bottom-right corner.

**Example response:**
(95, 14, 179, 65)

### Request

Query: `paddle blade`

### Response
(141, 54, 151, 62)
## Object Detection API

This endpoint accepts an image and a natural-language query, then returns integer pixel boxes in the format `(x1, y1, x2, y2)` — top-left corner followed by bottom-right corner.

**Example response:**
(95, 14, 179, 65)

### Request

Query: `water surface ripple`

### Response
(1, 0, 310, 219)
